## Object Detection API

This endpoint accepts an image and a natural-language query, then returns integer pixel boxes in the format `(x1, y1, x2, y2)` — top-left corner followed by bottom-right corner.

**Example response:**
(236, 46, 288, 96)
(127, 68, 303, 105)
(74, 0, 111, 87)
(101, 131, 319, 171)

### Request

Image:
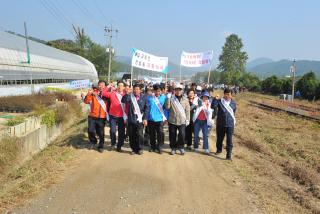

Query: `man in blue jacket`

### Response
(211, 88, 237, 160)
(122, 84, 150, 155)
(147, 84, 166, 154)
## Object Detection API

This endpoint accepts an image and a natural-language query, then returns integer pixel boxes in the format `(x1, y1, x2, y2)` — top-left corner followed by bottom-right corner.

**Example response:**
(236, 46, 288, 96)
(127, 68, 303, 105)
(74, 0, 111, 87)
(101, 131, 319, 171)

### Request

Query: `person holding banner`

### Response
(122, 84, 150, 155)
(147, 84, 166, 154)
(101, 81, 127, 152)
(211, 88, 237, 160)
(165, 84, 190, 155)
(193, 91, 213, 154)
(83, 83, 108, 153)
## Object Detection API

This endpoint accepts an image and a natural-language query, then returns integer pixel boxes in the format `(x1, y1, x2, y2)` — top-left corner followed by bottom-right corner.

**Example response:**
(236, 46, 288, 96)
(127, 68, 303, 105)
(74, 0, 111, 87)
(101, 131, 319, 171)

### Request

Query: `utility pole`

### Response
(290, 59, 296, 102)
(104, 26, 118, 83)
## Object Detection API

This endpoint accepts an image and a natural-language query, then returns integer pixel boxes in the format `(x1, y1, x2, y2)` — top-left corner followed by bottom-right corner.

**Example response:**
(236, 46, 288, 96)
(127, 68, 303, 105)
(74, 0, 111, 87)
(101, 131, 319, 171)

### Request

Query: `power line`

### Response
(93, 0, 109, 23)
(71, 0, 104, 29)
(47, 0, 75, 27)
(40, 0, 75, 38)
(104, 25, 118, 82)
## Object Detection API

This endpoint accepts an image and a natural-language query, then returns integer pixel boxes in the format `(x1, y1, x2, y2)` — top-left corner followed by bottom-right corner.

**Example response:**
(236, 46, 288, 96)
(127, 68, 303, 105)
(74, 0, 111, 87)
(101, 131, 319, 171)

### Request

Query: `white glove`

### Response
(167, 93, 172, 99)
(186, 120, 190, 126)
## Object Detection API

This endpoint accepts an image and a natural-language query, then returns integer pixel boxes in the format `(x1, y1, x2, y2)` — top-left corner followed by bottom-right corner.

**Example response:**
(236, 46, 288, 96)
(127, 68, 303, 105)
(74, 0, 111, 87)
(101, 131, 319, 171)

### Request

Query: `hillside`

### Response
(247, 59, 320, 78)
(246, 57, 273, 69)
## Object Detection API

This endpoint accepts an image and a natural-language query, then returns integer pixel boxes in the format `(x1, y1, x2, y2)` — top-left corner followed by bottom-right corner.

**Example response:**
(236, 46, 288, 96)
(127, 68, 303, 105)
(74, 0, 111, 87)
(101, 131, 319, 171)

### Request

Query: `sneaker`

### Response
(186, 146, 192, 150)
(215, 151, 222, 155)
(157, 149, 162, 154)
(89, 143, 96, 150)
(138, 150, 143, 155)
(116, 147, 122, 153)
(204, 149, 210, 154)
(226, 156, 233, 161)
(131, 151, 136, 155)
(180, 149, 185, 155)
(170, 149, 176, 155)
(149, 148, 155, 152)
(98, 147, 104, 153)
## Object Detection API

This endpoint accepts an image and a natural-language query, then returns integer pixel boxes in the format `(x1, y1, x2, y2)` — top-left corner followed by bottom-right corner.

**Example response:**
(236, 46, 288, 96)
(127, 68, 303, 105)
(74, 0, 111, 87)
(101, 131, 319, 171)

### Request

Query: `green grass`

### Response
(5, 116, 25, 126)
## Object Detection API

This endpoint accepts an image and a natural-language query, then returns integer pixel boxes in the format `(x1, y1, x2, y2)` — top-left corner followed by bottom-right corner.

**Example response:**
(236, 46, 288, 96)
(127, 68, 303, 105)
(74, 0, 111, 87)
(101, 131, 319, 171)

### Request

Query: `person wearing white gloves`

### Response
(193, 91, 214, 154)
(165, 84, 190, 155)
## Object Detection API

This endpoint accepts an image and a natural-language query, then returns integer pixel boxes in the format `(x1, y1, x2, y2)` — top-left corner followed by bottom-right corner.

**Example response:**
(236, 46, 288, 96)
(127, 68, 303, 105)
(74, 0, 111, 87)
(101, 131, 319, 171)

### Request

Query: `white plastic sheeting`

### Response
(0, 31, 98, 81)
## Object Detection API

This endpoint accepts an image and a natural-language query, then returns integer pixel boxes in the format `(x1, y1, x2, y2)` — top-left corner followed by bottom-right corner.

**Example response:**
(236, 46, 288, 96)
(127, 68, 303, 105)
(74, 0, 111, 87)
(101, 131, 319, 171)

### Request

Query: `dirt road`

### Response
(14, 126, 261, 214)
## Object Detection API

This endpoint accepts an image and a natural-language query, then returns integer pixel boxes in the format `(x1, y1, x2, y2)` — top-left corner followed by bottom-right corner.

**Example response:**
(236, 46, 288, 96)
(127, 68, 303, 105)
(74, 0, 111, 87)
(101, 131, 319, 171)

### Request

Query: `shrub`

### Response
(41, 110, 56, 128)
(5, 116, 25, 126)
(296, 72, 318, 100)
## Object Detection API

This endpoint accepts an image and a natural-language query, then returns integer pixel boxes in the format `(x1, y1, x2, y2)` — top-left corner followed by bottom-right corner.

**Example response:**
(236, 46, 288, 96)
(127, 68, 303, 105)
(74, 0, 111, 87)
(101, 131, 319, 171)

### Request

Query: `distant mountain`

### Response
(247, 59, 320, 78)
(115, 56, 131, 65)
(246, 57, 274, 69)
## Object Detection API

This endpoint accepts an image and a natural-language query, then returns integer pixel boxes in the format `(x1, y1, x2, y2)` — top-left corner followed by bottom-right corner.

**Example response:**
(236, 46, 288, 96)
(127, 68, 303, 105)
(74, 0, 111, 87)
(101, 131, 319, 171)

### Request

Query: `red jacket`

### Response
(101, 91, 125, 117)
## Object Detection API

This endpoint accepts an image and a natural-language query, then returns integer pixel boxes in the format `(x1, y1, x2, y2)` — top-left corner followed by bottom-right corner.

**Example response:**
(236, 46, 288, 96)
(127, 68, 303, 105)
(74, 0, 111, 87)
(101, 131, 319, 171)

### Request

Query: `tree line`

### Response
(47, 26, 121, 78)
(193, 34, 320, 100)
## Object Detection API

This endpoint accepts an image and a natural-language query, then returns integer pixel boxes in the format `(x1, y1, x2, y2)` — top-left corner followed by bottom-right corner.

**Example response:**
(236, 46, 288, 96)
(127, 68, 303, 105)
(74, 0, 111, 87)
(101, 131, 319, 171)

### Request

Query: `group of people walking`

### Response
(82, 80, 236, 160)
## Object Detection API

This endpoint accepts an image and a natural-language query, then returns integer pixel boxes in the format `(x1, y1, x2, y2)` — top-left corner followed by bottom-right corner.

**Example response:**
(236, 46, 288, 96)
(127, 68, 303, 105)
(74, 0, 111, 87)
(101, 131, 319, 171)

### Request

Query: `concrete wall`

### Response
(7, 116, 41, 137)
(20, 123, 62, 162)
(0, 83, 70, 97)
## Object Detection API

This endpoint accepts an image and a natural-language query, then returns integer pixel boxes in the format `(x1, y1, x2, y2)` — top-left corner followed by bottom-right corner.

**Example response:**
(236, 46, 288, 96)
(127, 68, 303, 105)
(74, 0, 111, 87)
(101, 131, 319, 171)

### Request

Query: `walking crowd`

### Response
(82, 80, 237, 160)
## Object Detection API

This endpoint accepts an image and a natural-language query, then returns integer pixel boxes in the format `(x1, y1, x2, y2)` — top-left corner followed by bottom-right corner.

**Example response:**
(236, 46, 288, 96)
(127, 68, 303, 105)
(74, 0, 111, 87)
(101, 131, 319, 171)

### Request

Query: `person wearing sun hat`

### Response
(165, 83, 190, 155)
(192, 90, 214, 154)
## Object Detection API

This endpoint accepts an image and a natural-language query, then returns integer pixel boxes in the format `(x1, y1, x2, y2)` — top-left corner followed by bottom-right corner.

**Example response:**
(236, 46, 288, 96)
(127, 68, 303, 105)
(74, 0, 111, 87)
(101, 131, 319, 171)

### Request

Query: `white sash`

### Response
(96, 95, 109, 121)
(193, 102, 213, 126)
(131, 93, 143, 123)
(153, 95, 166, 121)
(115, 92, 128, 120)
(221, 98, 236, 126)
(171, 95, 186, 122)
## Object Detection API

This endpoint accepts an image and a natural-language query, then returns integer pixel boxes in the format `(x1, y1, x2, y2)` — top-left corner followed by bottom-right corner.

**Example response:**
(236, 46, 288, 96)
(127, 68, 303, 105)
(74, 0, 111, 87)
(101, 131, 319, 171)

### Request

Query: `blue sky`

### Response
(1, 0, 320, 65)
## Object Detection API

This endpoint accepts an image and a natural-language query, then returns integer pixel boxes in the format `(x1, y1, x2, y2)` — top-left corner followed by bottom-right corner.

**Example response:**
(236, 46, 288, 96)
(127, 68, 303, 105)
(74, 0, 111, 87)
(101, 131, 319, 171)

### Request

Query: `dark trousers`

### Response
(168, 123, 186, 150)
(144, 125, 150, 146)
(185, 121, 194, 147)
(109, 115, 125, 148)
(148, 121, 164, 150)
(128, 123, 144, 153)
(216, 126, 234, 155)
(88, 117, 106, 149)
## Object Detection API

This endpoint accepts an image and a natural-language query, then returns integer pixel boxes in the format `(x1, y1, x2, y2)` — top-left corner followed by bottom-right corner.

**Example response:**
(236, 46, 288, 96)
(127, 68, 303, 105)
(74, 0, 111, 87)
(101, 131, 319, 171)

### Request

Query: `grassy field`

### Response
(228, 92, 320, 213)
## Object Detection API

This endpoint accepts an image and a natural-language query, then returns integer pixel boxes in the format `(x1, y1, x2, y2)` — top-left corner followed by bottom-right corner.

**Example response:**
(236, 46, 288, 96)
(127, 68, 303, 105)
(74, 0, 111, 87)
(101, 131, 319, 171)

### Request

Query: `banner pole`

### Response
(207, 63, 213, 85)
(179, 64, 182, 83)
(130, 65, 133, 88)
(207, 51, 214, 86)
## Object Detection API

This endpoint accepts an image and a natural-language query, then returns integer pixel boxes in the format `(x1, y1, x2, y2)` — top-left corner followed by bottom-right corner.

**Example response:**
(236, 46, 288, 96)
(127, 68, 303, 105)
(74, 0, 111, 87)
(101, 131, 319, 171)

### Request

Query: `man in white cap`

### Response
(195, 85, 202, 98)
(165, 83, 190, 155)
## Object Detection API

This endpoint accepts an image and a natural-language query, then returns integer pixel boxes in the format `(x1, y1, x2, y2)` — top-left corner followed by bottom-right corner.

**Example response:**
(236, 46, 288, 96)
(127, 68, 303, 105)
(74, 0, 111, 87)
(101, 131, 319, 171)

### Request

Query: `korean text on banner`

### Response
(131, 48, 168, 74)
(180, 51, 213, 67)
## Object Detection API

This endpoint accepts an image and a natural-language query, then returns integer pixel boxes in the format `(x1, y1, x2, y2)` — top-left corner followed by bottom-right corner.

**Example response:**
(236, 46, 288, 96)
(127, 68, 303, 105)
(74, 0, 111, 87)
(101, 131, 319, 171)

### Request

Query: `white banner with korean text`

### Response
(180, 50, 213, 67)
(131, 48, 169, 74)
